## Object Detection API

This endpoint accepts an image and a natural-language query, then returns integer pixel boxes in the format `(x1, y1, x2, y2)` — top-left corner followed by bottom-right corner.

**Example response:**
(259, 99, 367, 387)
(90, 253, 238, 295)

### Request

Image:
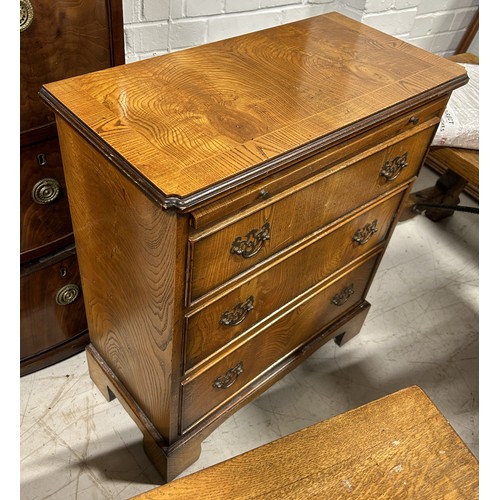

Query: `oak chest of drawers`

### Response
(40, 13, 467, 481)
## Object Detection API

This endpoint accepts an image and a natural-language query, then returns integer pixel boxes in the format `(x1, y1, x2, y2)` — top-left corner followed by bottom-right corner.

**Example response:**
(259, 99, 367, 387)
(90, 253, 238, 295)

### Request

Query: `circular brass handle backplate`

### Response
(32, 178, 61, 204)
(55, 284, 80, 306)
(20, 0, 34, 32)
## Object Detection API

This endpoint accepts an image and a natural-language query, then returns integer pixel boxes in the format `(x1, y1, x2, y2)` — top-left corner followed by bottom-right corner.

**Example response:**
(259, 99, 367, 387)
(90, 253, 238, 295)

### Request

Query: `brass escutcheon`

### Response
(32, 178, 61, 204)
(20, 0, 34, 32)
(55, 284, 79, 306)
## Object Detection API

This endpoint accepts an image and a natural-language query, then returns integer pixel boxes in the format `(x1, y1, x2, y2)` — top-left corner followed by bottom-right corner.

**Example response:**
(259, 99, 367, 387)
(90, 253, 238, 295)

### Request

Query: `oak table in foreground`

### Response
(40, 13, 467, 481)
(132, 386, 478, 499)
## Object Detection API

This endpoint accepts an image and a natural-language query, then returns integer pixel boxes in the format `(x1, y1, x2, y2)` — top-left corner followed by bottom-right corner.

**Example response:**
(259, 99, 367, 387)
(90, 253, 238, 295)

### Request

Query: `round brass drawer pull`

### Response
(380, 152, 409, 181)
(353, 220, 378, 245)
(230, 222, 270, 258)
(20, 0, 34, 32)
(55, 284, 80, 306)
(220, 296, 254, 326)
(213, 361, 244, 389)
(331, 284, 355, 306)
(32, 178, 61, 204)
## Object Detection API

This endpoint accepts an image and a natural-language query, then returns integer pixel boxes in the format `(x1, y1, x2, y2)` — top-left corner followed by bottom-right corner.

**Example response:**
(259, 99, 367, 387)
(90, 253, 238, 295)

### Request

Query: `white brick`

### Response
(450, 8, 477, 30)
(124, 26, 135, 55)
(280, 6, 312, 23)
(365, 0, 394, 14)
(308, 0, 336, 4)
(137, 49, 171, 61)
(127, 22, 170, 53)
(281, 3, 338, 23)
(225, 0, 259, 13)
(342, 7, 364, 20)
(170, 18, 208, 49)
(337, 0, 366, 9)
(125, 53, 142, 63)
(430, 12, 456, 34)
(410, 15, 433, 37)
(123, 0, 142, 24)
(394, 0, 419, 8)
(363, 9, 417, 35)
(170, 0, 184, 19)
(408, 35, 434, 51)
(396, 33, 410, 42)
(418, 0, 477, 16)
(261, 0, 301, 7)
(280, 4, 330, 23)
(430, 30, 464, 53)
(207, 11, 282, 43)
(143, 0, 170, 21)
(186, 0, 224, 17)
(417, 0, 446, 15)
(448, 0, 479, 8)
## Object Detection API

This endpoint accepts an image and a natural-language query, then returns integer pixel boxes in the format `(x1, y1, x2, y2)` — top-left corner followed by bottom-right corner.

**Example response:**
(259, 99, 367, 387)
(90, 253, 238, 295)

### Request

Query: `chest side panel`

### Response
(55, 117, 186, 438)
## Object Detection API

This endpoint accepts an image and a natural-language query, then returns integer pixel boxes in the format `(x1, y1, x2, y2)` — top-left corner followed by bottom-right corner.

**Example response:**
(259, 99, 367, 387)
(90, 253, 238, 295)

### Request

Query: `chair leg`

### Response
(412, 169, 468, 222)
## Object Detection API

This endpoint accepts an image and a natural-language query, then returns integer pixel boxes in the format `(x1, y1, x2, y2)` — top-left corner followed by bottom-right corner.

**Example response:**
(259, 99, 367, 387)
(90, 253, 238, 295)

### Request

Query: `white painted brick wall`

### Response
(123, 0, 479, 61)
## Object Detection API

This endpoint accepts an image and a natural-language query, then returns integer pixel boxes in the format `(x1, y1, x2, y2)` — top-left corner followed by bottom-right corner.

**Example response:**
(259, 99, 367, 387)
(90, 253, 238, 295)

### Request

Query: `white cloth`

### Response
(431, 63, 479, 150)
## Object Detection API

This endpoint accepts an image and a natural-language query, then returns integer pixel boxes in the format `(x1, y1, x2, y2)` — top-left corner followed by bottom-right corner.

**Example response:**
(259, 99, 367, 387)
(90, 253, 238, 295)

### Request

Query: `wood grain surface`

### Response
(20, 136, 74, 260)
(181, 254, 380, 432)
(40, 12, 467, 207)
(189, 184, 406, 302)
(56, 118, 187, 439)
(190, 95, 448, 228)
(41, 12, 470, 482)
(185, 250, 381, 372)
(188, 128, 432, 300)
(21, 0, 113, 134)
(20, 247, 87, 361)
(133, 386, 479, 499)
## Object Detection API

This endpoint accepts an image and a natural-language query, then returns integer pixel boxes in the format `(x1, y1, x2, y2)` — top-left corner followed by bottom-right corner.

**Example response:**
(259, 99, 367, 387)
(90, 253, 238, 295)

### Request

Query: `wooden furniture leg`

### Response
(86, 346, 203, 482)
(411, 169, 468, 221)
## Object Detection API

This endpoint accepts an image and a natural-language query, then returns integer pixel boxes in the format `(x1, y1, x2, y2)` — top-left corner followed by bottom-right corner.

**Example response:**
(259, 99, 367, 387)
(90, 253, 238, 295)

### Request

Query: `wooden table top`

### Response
(40, 13, 467, 209)
(132, 386, 478, 499)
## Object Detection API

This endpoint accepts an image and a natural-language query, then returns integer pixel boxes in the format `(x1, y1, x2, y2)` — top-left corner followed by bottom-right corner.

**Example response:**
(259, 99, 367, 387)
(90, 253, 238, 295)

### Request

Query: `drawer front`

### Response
(191, 97, 447, 229)
(181, 252, 380, 432)
(20, 138, 74, 259)
(20, 250, 87, 360)
(185, 187, 405, 371)
(189, 126, 434, 301)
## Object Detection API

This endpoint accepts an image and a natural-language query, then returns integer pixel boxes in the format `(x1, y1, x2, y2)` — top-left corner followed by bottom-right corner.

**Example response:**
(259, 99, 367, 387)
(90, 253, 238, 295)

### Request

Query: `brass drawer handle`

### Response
(230, 222, 270, 258)
(20, 0, 34, 32)
(380, 152, 409, 181)
(331, 284, 355, 307)
(55, 284, 79, 306)
(353, 220, 378, 245)
(213, 361, 244, 389)
(220, 296, 254, 326)
(32, 178, 61, 204)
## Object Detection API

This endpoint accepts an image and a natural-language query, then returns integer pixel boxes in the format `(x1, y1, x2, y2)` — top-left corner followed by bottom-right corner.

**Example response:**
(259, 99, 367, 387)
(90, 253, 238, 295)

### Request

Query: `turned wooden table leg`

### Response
(411, 169, 468, 222)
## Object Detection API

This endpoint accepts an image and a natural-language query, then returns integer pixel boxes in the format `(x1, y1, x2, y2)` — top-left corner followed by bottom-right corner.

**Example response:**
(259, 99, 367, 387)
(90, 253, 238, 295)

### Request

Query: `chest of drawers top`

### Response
(40, 12, 466, 211)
